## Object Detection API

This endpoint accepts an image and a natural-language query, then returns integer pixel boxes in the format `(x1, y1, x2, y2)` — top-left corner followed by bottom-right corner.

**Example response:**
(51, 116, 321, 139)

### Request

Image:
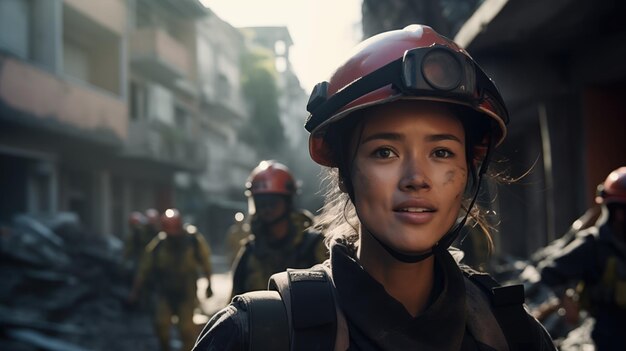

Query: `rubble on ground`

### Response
(0, 213, 158, 351)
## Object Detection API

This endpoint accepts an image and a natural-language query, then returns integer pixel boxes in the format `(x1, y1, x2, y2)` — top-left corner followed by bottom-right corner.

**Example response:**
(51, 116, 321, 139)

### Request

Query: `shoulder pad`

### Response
(234, 291, 290, 350)
(292, 210, 315, 229)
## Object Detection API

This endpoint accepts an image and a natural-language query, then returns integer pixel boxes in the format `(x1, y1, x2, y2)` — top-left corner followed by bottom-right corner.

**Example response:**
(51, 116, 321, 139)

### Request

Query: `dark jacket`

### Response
(230, 211, 327, 297)
(195, 242, 554, 351)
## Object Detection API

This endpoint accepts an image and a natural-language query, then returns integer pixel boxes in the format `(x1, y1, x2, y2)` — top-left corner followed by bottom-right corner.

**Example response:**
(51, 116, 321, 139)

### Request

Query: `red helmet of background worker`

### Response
(596, 167, 626, 205)
(161, 208, 184, 236)
(245, 160, 297, 196)
(244, 160, 297, 217)
(145, 208, 160, 229)
(128, 211, 146, 229)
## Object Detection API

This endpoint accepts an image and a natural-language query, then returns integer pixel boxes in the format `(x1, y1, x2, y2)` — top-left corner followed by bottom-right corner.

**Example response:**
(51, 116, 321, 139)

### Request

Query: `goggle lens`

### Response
(422, 49, 462, 91)
(253, 194, 284, 208)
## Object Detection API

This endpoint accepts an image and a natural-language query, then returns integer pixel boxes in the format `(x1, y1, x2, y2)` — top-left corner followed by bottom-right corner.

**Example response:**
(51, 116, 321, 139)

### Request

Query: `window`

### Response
(0, 0, 31, 59)
(175, 104, 192, 137)
(217, 73, 231, 101)
(130, 81, 147, 120)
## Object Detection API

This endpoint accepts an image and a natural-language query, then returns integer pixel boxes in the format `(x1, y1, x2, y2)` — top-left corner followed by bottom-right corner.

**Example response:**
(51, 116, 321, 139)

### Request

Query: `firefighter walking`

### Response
(229, 160, 327, 297)
(129, 208, 213, 351)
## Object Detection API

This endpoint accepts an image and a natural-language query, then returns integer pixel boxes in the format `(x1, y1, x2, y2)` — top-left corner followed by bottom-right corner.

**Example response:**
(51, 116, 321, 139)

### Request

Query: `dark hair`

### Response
(315, 100, 495, 251)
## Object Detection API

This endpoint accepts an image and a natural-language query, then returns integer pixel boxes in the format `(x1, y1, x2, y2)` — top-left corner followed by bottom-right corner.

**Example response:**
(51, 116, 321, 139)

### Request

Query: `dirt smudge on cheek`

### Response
(443, 169, 457, 186)
(443, 166, 467, 199)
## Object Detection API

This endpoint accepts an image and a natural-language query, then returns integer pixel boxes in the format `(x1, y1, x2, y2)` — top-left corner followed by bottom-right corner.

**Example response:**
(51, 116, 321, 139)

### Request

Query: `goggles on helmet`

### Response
(253, 194, 286, 209)
(305, 45, 508, 133)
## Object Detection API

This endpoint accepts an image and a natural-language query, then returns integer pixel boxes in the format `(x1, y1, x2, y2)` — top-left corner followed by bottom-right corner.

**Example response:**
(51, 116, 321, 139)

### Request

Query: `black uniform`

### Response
(194, 241, 555, 351)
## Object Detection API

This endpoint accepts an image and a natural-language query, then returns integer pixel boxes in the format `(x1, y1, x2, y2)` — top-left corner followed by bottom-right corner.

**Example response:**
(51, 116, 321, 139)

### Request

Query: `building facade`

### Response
(0, 0, 259, 244)
(0, 0, 130, 236)
(193, 14, 258, 248)
(454, 0, 626, 257)
(239, 26, 324, 213)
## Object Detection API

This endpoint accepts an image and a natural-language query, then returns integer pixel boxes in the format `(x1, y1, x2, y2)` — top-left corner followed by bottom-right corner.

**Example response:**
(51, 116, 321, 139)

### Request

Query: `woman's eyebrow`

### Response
(361, 132, 404, 144)
(425, 133, 463, 143)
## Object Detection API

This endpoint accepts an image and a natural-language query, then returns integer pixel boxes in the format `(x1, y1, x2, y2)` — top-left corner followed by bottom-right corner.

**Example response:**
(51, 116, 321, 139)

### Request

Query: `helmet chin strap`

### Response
(366, 140, 492, 264)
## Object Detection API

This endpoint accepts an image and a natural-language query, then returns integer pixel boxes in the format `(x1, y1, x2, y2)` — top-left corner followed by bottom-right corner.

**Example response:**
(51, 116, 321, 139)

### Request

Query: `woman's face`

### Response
(350, 101, 468, 255)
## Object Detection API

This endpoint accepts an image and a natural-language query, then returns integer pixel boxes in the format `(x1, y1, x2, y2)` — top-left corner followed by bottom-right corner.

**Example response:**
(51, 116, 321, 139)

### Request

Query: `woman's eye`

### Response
(373, 148, 396, 159)
(432, 149, 454, 158)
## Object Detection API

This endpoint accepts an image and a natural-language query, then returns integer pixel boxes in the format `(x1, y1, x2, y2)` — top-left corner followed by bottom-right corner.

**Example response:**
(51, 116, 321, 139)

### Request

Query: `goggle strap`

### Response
(306, 59, 403, 132)
(454, 137, 493, 248)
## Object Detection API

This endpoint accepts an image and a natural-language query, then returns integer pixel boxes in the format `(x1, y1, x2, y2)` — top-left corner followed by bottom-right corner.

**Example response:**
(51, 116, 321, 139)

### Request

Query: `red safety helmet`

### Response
(161, 208, 184, 236)
(145, 208, 160, 227)
(305, 24, 508, 167)
(245, 160, 296, 196)
(128, 211, 146, 228)
(596, 167, 626, 205)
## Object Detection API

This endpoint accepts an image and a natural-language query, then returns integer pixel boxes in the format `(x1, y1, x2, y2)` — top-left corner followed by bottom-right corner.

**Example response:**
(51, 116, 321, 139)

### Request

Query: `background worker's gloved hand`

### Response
(206, 284, 213, 298)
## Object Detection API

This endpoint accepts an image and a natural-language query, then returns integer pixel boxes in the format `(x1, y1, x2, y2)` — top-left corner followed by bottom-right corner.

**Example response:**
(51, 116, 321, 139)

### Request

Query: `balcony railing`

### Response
(0, 55, 127, 144)
(130, 27, 191, 85)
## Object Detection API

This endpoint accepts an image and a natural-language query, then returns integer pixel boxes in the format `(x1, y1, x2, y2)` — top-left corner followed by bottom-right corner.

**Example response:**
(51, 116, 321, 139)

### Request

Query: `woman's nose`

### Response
(399, 159, 430, 191)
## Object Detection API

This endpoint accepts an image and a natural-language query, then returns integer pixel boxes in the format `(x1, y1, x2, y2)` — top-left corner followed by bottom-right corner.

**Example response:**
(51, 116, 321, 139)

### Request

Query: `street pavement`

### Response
(195, 253, 233, 326)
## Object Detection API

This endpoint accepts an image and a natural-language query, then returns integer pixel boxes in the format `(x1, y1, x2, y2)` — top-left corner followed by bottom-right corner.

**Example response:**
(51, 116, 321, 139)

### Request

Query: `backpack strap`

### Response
(242, 266, 346, 350)
(464, 269, 533, 351)
(237, 290, 290, 351)
(269, 268, 338, 351)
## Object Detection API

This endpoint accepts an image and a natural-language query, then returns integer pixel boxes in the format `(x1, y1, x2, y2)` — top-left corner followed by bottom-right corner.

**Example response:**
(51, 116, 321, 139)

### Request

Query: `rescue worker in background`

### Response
(144, 208, 161, 240)
(540, 167, 626, 351)
(128, 208, 213, 351)
(123, 211, 150, 267)
(230, 160, 327, 296)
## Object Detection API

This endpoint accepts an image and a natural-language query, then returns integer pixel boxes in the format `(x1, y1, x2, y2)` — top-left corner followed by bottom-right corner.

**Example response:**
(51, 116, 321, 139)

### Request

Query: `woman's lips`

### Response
(394, 208, 436, 224)
(393, 199, 436, 224)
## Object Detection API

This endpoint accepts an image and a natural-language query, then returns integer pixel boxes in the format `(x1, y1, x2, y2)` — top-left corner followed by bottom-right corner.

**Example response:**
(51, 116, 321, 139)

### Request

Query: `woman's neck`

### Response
(358, 236, 436, 317)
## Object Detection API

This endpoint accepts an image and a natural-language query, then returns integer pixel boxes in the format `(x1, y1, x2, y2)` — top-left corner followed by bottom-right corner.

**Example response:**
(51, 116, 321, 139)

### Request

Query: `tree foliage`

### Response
(239, 48, 286, 157)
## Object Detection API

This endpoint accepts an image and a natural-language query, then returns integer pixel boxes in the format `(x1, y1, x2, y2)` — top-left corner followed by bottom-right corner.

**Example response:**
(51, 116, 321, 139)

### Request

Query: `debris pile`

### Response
(0, 213, 157, 351)
(489, 254, 594, 351)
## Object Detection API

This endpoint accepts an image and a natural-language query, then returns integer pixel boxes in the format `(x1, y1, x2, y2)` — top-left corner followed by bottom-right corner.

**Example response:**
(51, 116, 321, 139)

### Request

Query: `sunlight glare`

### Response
(199, 0, 362, 92)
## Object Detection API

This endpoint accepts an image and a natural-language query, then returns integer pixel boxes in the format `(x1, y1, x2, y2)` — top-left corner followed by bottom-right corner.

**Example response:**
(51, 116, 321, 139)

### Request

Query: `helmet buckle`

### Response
(306, 81, 329, 113)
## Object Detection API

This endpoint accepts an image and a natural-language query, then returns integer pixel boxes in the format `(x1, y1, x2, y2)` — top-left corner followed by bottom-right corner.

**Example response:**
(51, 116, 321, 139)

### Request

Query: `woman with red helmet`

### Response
(193, 25, 554, 350)
(540, 167, 626, 350)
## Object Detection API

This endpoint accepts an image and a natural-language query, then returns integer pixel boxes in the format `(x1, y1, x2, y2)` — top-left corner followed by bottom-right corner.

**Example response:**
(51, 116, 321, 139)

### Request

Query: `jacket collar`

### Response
(330, 242, 467, 350)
